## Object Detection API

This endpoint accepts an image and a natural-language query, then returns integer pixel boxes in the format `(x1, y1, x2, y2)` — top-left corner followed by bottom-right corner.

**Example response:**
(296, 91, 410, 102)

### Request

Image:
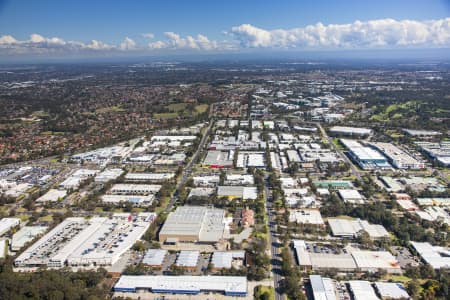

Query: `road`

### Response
(317, 122, 363, 181)
(264, 175, 284, 300)
(165, 121, 213, 212)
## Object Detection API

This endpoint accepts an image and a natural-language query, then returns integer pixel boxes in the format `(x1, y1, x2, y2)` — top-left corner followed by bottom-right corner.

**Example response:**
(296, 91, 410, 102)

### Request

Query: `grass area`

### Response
(332, 138, 344, 150)
(31, 110, 50, 118)
(167, 103, 188, 111)
(17, 214, 30, 222)
(194, 104, 209, 114)
(153, 112, 179, 119)
(39, 215, 53, 222)
(95, 105, 125, 114)
(41, 131, 66, 136)
(254, 285, 275, 300)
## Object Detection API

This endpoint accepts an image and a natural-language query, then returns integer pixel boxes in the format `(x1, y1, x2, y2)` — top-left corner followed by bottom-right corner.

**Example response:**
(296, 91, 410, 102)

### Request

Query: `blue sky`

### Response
(0, 0, 449, 59)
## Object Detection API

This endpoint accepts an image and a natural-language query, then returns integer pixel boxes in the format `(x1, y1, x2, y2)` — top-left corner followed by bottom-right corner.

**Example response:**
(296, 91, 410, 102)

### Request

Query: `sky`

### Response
(0, 0, 450, 61)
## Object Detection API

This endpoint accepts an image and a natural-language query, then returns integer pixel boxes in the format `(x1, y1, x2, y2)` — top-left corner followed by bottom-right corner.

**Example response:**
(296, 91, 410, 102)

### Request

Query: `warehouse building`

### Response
(289, 209, 324, 226)
(327, 218, 389, 239)
(15, 214, 154, 269)
(101, 194, 155, 207)
(109, 184, 161, 195)
(192, 175, 220, 187)
(159, 206, 226, 243)
(211, 251, 245, 270)
(0, 217, 20, 236)
(309, 275, 337, 300)
(142, 249, 167, 267)
(236, 151, 265, 168)
(374, 282, 410, 299)
(94, 168, 124, 183)
(371, 142, 425, 169)
(36, 189, 67, 203)
(59, 169, 98, 190)
(348, 281, 379, 300)
(11, 226, 48, 251)
(124, 173, 175, 182)
(217, 186, 258, 200)
(338, 189, 365, 204)
(340, 139, 391, 170)
(176, 250, 200, 269)
(203, 150, 234, 168)
(187, 187, 215, 199)
(292, 240, 400, 273)
(329, 126, 372, 137)
(113, 275, 247, 296)
(410, 241, 450, 269)
(225, 174, 254, 185)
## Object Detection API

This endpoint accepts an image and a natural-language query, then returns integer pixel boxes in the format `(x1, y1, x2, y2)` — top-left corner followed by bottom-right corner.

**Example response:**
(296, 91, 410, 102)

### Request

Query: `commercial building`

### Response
(340, 139, 391, 170)
(124, 173, 175, 182)
(313, 180, 353, 189)
(0, 217, 20, 236)
(188, 187, 215, 199)
(203, 150, 234, 168)
(176, 250, 199, 269)
(329, 126, 372, 137)
(374, 282, 410, 299)
(113, 275, 247, 297)
(289, 209, 324, 226)
(309, 275, 337, 300)
(348, 281, 379, 300)
(15, 214, 154, 269)
(142, 249, 167, 267)
(236, 151, 265, 168)
(59, 169, 98, 190)
(292, 240, 401, 273)
(100, 194, 155, 207)
(225, 174, 254, 185)
(217, 186, 258, 200)
(94, 168, 124, 183)
(192, 175, 220, 187)
(150, 135, 197, 142)
(109, 184, 161, 195)
(159, 206, 226, 243)
(410, 241, 450, 269)
(327, 218, 389, 239)
(371, 142, 425, 169)
(36, 189, 67, 203)
(338, 189, 364, 204)
(211, 251, 245, 270)
(11, 226, 48, 251)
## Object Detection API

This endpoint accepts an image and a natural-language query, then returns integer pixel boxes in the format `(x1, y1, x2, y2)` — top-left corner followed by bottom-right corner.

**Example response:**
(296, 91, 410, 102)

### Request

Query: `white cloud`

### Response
(231, 18, 450, 49)
(142, 33, 155, 39)
(148, 32, 219, 50)
(119, 37, 136, 50)
(0, 35, 17, 44)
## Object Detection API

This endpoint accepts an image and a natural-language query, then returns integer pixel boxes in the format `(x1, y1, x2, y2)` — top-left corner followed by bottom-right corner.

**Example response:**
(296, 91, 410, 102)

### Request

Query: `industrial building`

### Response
(348, 281, 379, 300)
(109, 184, 161, 195)
(187, 187, 215, 199)
(100, 194, 155, 206)
(338, 189, 365, 204)
(15, 214, 154, 269)
(124, 172, 175, 182)
(217, 186, 258, 200)
(225, 174, 254, 185)
(142, 249, 167, 267)
(36, 189, 67, 203)
(410, 241, 450, 269)
(374, 282, 410, 299)
(292, 240, 401, 273)
(113, 275, 247, 296)
(192, 175, 220, 186)
(309, 275, 337, 300)
(211, 251, 245, 270)
(327, 218, 390, 239)
(94, 168, 124, 183)
(159, 206, 226, 243)
(203, 150, 234, 168)
(236, 151, 265, 168)
(0, 217, 20, 236)
(329, 126, 372, 137)
(371, 142, 425, 169)
(340, 139, 391, 170)
(11, 226, 47, 251)
(59, 169, 98, 190)
(289, 209, 324, 226)
(176, 250, 200, 269)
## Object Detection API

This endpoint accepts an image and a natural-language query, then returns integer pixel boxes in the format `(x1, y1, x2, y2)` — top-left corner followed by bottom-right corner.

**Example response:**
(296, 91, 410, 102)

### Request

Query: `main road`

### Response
(264, 175, 284, 300)
(164, 121, 213, 212)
